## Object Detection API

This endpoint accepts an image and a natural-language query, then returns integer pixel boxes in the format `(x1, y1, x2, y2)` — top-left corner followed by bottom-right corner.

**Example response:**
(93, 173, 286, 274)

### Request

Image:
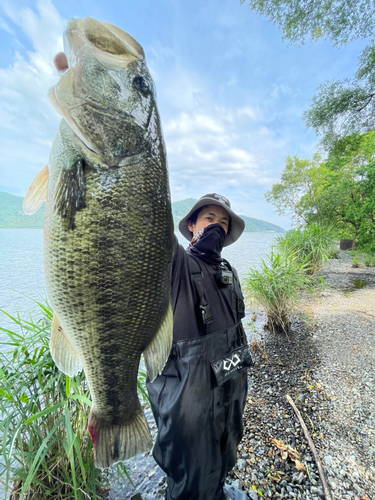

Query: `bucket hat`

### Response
(178, 193, 245, 247)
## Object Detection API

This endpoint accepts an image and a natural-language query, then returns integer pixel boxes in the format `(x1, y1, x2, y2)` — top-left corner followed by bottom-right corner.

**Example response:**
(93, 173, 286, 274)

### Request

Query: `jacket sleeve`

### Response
(172, 233, 187, 285)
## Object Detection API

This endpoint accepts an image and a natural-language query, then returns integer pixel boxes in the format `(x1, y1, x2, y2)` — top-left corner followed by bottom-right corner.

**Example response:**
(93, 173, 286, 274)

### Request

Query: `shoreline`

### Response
(233, 250, 375, 500)
(2, 251, 374, 499)
(110, 251, 375, 500)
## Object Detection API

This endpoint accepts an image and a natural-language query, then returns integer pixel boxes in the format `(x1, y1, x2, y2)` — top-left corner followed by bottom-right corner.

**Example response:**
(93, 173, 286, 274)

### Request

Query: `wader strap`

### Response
(222, 259, 246, 320)
(187, 255, 213, 325)
(232, 267, 246, 319)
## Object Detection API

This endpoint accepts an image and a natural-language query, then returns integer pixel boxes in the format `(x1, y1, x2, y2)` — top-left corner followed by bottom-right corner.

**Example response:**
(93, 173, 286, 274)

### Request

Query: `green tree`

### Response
(241, 0, 374, 46)
(264, 153, 325, 226)
(304, 41, 375, 149)
(266, 131, 375, 247)
(324, 131, 375, 247)
(241, 0, 375, 149)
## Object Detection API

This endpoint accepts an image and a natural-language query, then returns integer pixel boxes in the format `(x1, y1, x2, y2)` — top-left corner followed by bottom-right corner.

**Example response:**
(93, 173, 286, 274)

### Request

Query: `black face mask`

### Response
(187, 223, 226, 263)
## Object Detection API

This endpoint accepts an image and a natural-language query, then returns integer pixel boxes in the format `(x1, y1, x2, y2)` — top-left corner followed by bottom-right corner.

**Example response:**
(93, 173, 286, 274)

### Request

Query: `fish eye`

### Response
(133, 76, 150, 95)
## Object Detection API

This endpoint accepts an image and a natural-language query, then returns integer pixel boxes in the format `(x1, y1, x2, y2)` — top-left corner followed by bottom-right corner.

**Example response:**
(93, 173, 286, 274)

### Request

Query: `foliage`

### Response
(0, 301, 143, 500)
(264, 153, 324, 226)
(364, 254, 375, 267)
(276, 224, 336, 274)
(241, 0, 375, 149)
(265, 131, 375, 246)
(304, 41, 375, 149)
(240, 0, 374, 46)
(243, 248, 321, 334)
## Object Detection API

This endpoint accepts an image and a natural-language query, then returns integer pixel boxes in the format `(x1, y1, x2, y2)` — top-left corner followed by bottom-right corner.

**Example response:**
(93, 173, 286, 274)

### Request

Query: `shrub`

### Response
(0, 301, 144, 500)
(243, 248, 323, 334)
(352, 255, 360, 268)
(276, 224, 336, 274)
(364, 254, 375, 267)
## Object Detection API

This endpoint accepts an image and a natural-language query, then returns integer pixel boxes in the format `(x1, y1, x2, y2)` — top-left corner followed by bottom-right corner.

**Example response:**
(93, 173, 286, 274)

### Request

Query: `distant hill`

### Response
(0, 191, 45, 229)
(0, 192, 285, 233)
(172, 198, 285, 233)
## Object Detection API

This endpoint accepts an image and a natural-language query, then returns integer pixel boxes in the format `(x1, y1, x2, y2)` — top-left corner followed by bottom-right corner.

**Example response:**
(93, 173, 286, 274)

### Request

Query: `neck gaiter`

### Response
(187, 223, 226, 263)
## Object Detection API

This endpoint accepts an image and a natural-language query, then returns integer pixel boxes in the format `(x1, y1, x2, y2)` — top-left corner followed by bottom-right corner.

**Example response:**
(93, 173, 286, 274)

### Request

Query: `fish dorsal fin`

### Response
(23, 165, 49, 215)
(143, 301, 173, 382)
(50, 312, 82, 377)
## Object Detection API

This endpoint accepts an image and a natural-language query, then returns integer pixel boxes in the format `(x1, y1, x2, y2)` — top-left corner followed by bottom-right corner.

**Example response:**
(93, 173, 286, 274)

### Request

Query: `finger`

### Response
(54, 52, 69, 73)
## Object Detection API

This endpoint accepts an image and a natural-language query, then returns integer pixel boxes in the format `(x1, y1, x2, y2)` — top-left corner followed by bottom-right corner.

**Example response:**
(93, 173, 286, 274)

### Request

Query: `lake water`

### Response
(0, 228, 278, 497)
(0, 229, 278, 337)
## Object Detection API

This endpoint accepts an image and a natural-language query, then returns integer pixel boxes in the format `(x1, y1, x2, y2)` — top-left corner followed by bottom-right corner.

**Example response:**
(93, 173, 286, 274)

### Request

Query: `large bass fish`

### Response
(23, 17, 173, 468)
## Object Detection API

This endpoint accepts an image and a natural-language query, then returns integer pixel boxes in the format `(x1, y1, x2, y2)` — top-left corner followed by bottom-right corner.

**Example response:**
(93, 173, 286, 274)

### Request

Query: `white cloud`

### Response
(270, 83, 293, 99)
(165, 105, 287, 201)
(0, 0, 66, 193)
(0, 15, 15, 34)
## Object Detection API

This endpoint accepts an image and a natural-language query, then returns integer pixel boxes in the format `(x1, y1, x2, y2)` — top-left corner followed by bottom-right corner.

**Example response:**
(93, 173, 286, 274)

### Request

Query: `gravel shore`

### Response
(233, 250, 375, 500)
(110, 250, 375, 500)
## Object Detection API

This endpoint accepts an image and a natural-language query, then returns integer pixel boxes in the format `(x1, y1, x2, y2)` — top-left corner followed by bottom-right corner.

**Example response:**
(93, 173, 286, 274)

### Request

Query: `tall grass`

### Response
(276, 224, 336, 274)
(243, 248, 323, 334)
(0, 301, 147, 500)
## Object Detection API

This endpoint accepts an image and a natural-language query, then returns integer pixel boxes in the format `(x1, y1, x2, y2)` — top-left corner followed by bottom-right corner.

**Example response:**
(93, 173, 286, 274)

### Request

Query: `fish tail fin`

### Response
(89, 409, 152, 469)
(144, 301, 173, 382)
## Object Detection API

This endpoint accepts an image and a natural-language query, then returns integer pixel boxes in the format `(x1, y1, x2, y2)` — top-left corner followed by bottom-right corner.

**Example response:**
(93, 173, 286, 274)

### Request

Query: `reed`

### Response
(0, 300, 146, 500)
(243, 248, 323, 334)
(276, 224, 336, 275)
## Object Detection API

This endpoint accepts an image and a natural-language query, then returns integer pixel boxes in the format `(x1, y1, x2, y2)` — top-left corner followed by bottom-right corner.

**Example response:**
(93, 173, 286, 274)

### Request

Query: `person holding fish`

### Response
(26, 16, 250, 500)
(147, 193, 252, 500)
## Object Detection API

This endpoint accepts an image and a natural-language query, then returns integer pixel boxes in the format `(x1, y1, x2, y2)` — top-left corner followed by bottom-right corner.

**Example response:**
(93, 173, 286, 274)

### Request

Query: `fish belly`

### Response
(44, 151, 173, 467)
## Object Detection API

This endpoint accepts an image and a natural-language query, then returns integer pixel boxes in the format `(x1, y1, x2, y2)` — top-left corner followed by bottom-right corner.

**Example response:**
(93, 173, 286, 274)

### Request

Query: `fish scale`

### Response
(23, 17, 173, 468)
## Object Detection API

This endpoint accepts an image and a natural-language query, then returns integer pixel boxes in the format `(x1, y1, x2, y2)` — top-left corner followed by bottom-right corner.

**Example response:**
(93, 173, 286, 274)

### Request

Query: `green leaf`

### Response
(20, 392, 29, 403)
(0, 387, 14, 402)
(23, 401, 65, 424)
(70, 393, 92, 407)
(19, 418, 63, 500)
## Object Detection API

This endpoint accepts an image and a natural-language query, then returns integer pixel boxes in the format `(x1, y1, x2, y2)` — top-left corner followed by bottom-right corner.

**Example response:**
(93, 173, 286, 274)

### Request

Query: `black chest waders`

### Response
(147, 253, 252, 500)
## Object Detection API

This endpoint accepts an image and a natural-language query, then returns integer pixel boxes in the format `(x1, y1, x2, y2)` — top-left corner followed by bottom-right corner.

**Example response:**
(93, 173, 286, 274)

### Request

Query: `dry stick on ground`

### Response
(286, 394, 333, 500)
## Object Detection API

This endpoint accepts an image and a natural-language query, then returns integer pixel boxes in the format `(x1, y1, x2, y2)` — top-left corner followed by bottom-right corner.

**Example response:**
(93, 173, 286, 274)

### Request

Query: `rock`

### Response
(324, 454, 333, 465)
(236, 459, 246, 472)
(231, 479, 242, 490)
(248, 488, 259, 500)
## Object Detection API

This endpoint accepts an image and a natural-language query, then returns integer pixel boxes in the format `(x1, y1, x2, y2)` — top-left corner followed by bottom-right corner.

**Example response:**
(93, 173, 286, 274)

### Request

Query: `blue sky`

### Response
(0, 0, 368, 229)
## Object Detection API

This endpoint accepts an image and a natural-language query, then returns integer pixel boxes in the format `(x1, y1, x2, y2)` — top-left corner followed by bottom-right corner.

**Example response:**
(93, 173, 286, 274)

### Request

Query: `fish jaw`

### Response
(65, 17, 145, 67)
(49, 17, 155, 165)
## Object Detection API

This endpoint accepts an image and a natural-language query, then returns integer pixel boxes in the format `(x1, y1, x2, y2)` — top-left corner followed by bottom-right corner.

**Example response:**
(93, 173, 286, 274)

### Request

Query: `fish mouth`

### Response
(65, 17, 145, 69)
(54, 18, 145, 77)
(50, 18, 148, 165)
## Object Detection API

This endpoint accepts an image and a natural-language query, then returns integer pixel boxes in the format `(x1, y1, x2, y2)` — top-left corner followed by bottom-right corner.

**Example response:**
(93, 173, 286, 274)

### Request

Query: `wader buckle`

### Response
(200, 304, 213, 325)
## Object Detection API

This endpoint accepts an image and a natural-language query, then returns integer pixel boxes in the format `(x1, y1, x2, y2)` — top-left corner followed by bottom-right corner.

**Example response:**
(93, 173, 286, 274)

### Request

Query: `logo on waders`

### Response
(223, 354, 241, 371)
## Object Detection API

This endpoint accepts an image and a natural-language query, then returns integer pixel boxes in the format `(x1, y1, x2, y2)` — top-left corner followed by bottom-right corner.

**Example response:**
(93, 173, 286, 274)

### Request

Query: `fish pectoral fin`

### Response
(50, 312, 82, 376)
(143, 301, 173, 382)
(23, 165, 49, 215)
(54, 159, 86, 231)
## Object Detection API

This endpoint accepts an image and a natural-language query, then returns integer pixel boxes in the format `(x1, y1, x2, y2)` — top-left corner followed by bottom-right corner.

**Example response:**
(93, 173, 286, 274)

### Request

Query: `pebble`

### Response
(108, 251, 375, 500)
